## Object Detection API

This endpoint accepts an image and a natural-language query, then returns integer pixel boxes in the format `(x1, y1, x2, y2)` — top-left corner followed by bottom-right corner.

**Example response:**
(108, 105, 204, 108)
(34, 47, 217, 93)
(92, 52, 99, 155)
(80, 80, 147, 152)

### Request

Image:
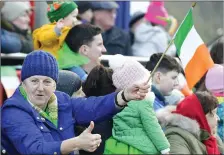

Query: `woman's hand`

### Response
(124, 81, 150, 101)
(60, 121, 101, 154)
(76, 121, 102, 152)
(116, 81, 151, 107)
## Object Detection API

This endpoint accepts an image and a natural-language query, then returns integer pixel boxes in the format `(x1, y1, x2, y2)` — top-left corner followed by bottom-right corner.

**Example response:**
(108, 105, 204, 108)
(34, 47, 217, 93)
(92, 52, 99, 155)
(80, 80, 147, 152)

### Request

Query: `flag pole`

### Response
(192, 2, 197, 8)
(146, 2, 197, 83)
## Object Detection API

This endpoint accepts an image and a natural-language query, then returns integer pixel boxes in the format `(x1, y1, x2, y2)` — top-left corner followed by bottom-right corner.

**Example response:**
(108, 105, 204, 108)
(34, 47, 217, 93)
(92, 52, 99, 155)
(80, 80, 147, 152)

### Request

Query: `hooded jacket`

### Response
(33, 23, 70, 59)
(131, 22, 176, 58)
(105, 92, 170, 154)
(156, 94, 224, 154)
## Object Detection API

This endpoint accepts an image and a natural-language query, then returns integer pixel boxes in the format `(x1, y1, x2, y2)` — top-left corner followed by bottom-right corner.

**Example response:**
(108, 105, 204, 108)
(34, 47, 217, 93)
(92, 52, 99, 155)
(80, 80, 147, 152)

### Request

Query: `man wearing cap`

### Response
(91, 1, 131, 56)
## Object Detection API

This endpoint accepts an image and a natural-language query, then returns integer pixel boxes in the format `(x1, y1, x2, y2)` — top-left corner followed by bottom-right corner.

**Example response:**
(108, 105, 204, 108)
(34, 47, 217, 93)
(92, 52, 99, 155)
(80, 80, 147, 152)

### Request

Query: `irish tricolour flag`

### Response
(174, 7, 214, 89)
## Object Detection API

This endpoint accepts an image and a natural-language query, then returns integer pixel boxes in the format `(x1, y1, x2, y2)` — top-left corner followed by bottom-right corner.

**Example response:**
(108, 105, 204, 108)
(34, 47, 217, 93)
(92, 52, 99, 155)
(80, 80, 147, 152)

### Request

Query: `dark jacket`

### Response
(1, 88, 119, 155)
(78, 120, 113, 155)
(102, 27, 131, 56)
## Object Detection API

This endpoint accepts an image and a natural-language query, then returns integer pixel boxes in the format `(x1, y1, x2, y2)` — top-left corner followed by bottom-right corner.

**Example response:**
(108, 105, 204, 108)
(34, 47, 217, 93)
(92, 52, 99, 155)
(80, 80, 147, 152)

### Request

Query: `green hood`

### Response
(57, 43, 89, 69)
(112, 92, 170, 154)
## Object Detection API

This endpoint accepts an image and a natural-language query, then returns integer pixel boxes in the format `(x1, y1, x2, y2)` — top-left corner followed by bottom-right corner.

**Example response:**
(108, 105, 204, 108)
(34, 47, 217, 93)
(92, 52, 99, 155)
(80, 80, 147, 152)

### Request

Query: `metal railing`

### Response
(1, 35, 221, 67)
(1, 53, 149, 67)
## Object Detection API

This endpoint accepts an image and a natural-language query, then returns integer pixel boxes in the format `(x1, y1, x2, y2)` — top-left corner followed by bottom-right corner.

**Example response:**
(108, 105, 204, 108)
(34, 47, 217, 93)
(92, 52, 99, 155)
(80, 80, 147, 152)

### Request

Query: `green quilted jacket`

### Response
(112, 92, 170, 154)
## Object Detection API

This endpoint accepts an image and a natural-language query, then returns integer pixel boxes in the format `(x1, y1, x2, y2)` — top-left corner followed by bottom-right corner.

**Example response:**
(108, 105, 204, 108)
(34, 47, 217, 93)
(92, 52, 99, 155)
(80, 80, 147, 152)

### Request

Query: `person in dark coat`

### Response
(80, 65, 116, 155)
(91, 1, 131, 56)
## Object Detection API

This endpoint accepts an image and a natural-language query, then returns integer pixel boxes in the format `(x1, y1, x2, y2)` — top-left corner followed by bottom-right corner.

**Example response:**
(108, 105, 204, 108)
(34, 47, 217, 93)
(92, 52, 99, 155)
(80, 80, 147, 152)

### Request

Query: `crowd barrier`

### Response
(1, 53, 149, 66)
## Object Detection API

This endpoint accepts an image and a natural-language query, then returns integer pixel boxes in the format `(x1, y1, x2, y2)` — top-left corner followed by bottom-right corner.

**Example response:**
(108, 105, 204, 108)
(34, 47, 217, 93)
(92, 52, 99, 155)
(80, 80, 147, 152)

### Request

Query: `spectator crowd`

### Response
(1, 1, 224, 155)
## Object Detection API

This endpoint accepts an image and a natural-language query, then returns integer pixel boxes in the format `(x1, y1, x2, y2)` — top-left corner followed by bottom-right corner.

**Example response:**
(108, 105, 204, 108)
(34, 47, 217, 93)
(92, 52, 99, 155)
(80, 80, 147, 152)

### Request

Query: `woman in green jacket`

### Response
(157, 91, 224, 154)
(104, 54, 170, 154)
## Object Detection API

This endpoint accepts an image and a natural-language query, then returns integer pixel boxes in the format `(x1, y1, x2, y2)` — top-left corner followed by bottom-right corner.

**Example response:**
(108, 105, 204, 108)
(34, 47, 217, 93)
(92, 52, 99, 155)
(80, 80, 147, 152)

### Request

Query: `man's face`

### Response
(154, 70, 179, 96)
(94, 9, 116, 30)
(85, 34, 107, 66)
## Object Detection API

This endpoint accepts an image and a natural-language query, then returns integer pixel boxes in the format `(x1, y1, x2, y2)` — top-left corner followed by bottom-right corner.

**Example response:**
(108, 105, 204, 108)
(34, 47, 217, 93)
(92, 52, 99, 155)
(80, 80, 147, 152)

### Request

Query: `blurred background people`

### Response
(129, 11, 145, 46)
(1, 2, 33, 54)
(210, 37, 223, 65)
(131, 1, 177, 57)
(75, 1, 93, 24)
(92, 1, 131, 56)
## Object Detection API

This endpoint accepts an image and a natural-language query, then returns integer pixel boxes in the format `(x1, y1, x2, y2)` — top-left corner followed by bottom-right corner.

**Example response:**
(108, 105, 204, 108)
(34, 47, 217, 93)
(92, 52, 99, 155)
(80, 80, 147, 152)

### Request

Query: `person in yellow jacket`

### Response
(33, 1, 79, 58)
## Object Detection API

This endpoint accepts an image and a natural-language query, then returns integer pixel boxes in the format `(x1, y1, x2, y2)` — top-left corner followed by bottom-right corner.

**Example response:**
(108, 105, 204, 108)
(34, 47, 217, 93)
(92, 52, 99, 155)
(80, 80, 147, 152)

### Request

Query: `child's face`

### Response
(63, 8, 79, 27)
(154, 70, 179, 96)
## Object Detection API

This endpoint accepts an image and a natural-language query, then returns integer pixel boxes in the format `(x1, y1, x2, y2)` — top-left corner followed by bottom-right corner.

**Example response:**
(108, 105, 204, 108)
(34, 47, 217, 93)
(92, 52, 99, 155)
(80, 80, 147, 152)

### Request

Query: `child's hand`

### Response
(56, 18, 65, 31)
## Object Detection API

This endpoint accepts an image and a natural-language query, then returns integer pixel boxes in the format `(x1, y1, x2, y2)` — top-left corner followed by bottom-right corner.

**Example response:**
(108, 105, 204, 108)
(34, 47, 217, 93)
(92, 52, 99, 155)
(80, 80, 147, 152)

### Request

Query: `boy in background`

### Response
(146, 53, 182, 111)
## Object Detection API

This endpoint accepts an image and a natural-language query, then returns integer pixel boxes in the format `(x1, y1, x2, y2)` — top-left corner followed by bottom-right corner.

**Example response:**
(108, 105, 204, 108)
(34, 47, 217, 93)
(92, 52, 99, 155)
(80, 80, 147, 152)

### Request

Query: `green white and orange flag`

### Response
(173, 7, 214, 89)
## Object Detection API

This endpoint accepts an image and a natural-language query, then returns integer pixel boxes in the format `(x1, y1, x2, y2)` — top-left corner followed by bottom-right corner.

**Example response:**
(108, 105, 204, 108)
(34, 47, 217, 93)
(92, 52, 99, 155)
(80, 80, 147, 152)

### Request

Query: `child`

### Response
(79, 65, 116, 155)
(104, 54, 170, 154)
(205, 64, 224, 141)
(145, 53, 182, 111)
(33, 1, 78, 58)
(83, 65, 116, 97)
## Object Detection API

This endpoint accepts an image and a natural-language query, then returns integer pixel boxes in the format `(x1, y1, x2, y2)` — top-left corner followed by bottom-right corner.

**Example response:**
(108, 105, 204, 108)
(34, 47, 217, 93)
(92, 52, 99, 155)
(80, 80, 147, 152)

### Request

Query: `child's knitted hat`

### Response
(109, 54, 150, 90)
(47, 1, 78, 23)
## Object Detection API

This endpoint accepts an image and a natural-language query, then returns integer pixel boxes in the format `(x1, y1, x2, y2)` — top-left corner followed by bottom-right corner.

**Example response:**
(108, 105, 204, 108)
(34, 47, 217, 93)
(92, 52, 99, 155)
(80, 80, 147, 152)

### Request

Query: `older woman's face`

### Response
(12, 11, 30, 30)
(23, 76, 56, 109)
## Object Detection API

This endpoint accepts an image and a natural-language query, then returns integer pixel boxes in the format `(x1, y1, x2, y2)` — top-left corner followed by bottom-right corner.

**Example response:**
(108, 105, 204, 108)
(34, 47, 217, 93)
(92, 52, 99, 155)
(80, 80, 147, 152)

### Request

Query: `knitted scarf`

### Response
(19, 86, 58, 127)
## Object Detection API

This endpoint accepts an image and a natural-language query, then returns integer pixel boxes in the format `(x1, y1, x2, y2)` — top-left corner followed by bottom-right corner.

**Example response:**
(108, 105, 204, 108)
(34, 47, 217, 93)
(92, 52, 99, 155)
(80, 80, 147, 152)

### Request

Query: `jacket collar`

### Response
(151, 85, 165, 102)
(2, 87, 57, 129)
(102, 27, 122, 43)
(3, 87, 35, 114)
